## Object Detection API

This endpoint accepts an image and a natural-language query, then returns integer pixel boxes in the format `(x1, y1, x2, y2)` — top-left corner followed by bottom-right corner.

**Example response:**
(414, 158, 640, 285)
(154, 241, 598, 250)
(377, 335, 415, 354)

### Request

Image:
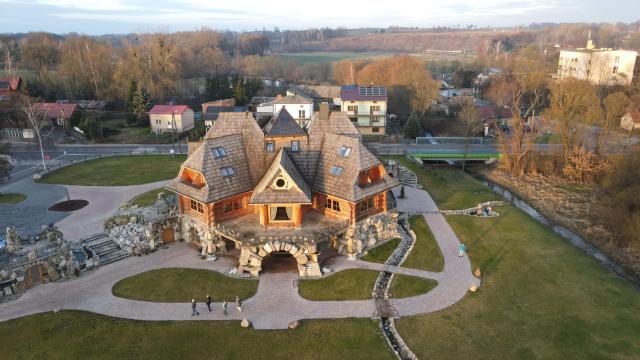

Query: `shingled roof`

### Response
(250, 148, 312, 204)
(166, 134, 253, 203)
(263, 108, 307, 137)
(312, 134, 398, 202)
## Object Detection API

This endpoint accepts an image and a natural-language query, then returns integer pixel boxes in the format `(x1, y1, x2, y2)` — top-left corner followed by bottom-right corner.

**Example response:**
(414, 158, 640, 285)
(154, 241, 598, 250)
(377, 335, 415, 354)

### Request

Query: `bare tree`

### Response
(458, 99, 482, 172)
(496, 71, 547, 176)
(21, 98, 54, 172)
(595, 91, 630, 155)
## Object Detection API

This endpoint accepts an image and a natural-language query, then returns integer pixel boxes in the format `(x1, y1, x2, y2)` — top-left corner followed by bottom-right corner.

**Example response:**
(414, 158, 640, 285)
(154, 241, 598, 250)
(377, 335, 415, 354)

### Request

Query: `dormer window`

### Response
(220, 167, 235, 177)
(212, 147, 226, 159)
(266, 142, 275, 152)
(339, 146, 352, 157)
(291, 140, 300, 152)
(330, 166, 343, 176)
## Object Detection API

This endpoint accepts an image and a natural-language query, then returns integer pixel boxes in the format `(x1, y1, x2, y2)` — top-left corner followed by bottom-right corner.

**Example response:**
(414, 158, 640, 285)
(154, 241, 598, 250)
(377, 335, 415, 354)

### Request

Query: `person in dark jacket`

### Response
(191, 298, 199, 316)
(206, 295, 212, 312)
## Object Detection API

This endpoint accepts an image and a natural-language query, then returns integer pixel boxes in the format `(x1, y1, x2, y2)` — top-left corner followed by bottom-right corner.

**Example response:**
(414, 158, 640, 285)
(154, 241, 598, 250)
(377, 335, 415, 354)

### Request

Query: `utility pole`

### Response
(170, 111, 176, 155)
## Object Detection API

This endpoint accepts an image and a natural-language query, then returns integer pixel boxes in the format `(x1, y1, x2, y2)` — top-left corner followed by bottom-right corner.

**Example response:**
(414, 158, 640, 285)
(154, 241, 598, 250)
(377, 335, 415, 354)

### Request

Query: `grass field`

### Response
(386, 156, 640, 359)
(112, 268, 258, 303)
(37, 155, 186, 186)
(0, 193, 27, 204)
(127, 188, 169, 207)
(276, 51, 392, 65)
(0, 311, 393, 360)
(361, 238, 401, 264)
(298, 269, 377, 301)
(534, 133, 563, 144)
(403, 216, 444, 272)
(390, 275, 438, 299)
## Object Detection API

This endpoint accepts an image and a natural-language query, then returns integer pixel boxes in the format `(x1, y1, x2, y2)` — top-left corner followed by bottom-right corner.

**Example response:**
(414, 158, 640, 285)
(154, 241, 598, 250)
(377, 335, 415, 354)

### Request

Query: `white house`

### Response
(257, 94, 314, 128)
(149, 105, 195, 133)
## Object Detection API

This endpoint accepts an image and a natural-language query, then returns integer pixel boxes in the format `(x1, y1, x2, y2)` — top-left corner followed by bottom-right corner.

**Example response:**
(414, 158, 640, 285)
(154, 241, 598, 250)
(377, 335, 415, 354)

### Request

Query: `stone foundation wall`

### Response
(335, 212, 400, 258)
(238, 241, 322, 277)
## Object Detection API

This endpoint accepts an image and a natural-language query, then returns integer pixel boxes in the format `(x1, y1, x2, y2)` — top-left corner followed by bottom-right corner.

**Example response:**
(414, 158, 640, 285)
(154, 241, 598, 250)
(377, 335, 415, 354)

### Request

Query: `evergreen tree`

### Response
(404, 111, 423, 139)
(132, 83, 152, 127)
(125, 79, 138, 125)
(232, 78, 247, 106)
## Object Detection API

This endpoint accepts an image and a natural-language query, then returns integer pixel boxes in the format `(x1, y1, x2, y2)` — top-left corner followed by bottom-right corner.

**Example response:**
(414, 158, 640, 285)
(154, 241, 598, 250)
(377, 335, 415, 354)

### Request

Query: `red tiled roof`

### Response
(149, 105, 191, 115)
(34, 103, 78, 120)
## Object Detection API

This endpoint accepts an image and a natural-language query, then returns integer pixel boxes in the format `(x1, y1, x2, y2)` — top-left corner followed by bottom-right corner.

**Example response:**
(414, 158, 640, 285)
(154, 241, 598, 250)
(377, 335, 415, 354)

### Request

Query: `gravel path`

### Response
(0, 187, 479, 329)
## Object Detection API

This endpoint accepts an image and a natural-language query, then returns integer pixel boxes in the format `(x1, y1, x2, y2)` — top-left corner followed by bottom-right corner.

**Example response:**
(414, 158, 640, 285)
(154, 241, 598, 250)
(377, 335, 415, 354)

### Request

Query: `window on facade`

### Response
(224, 203, 233, 213)
(234, 201, 242, 210)
(298, 110, 306, 118)
(266, 142, 275, 152)
(371, 116, 382, 123)
(330, 166, 343, 176)
(220, 167, 235, 177)
(370, 105, 381, 112)
(357, 197, 375, 213)
(339, 146, 352, 157)
(347, 105, 358, 112)
(291, 140, 300, 152)
(190, 199, 204, 213)
(613, 66, 619, 74)
(212, 147, 226, 159)
(325, 198, 341, 212)
(372, 127, 380, 133)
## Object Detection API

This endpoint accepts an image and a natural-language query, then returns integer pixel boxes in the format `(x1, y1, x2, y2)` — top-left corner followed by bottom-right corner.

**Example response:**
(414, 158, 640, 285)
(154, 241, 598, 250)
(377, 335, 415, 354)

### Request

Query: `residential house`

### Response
(202, 99, 236, 129)
(340, 85, 388, 135)
(0, 77, 21, 97)
(558, 35, 639, 86)
(165, 103, 399, 277)
(34, 103, 78, 130)
(620, 109, 640, 131)
(287, 85, 342, 110)
(149, 105, 195, 133)
(256, 94, 314, 129)
(201, 99, 235, 114)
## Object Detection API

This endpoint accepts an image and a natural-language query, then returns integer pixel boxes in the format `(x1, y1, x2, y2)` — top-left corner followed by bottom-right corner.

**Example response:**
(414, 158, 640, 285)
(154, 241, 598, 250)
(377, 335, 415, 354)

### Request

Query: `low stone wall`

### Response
(335, 212, 400, 258)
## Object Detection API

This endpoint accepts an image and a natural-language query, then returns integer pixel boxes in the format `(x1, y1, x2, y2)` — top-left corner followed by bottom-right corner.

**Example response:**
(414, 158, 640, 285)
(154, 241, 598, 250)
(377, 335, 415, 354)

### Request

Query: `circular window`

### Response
(275, 178, 286, 188)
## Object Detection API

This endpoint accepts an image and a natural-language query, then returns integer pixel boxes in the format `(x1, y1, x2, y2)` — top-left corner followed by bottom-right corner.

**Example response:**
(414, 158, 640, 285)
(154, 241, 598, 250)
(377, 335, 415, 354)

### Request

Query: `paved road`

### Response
(0, 186, 479, 330)
(2, 142, 187, 185)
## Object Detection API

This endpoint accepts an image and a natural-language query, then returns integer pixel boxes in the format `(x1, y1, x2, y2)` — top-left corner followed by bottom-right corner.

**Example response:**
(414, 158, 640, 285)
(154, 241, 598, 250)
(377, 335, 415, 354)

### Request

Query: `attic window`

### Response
(266, 142, 275, 152)
(291, 140, 300, 152)
(212, 147, 226, 159)
(338, 146, 352, 157)
(330, 166, 343, 176)
(220, 167, 235, 177)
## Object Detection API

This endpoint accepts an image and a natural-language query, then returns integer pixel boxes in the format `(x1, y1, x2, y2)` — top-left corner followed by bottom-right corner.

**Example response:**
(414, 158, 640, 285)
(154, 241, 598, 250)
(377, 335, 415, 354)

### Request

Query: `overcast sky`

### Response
(0, 0, 638, 35)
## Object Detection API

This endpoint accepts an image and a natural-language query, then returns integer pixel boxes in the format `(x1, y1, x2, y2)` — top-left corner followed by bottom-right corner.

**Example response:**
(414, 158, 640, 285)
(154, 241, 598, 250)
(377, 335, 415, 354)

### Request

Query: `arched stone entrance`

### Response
(260, 252, 297, 273)
(237, 241, 322, 277)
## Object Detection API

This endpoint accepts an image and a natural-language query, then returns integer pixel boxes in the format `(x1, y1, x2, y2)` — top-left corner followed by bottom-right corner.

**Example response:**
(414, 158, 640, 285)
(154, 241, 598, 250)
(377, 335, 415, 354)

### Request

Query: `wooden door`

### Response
(162, 228, 175, 243)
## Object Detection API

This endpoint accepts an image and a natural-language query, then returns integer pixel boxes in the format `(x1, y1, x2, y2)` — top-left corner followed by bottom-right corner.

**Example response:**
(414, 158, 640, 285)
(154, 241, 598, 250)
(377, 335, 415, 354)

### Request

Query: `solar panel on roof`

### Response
(358, 87, 386, 96)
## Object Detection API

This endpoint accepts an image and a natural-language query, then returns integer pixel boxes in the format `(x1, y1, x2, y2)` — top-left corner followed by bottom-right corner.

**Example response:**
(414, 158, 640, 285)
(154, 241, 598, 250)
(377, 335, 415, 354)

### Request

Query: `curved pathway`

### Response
(0, 187, 479, 329)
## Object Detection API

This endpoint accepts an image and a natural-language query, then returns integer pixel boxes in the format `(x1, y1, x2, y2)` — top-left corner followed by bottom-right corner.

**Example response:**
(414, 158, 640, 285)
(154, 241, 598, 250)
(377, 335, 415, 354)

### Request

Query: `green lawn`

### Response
(276, 51, 392, 65)
(534, 133, 562, 144)
(361, 238, 401, 264)
(37, 155, 186, 186)
(112, 268, 258, 302)
(0, 311, 393, 360)
(298, 269, 377, 301)
(389, 275, 438, 299)
(0, 192, 27, 204)
(386, 156, 640, 359)
(402, 216, 444, 272)
(128, 188, 169, 207)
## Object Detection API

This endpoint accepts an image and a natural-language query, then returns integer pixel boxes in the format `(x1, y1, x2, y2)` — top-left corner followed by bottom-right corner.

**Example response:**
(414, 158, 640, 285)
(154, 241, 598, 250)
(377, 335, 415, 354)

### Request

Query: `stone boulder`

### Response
(240, 319, 251, 328)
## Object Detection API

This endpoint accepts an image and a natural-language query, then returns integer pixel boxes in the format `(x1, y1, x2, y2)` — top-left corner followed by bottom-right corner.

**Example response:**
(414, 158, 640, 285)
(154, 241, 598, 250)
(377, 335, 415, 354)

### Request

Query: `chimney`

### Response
(276, 94, 283, 100)
(319, 102, 330, 120)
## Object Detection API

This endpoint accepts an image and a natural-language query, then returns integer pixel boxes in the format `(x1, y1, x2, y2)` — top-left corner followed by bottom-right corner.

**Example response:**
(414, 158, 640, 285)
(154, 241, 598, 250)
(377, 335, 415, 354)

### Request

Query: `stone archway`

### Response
(260, 251, 297, 273)
(238, 241, 322, 277)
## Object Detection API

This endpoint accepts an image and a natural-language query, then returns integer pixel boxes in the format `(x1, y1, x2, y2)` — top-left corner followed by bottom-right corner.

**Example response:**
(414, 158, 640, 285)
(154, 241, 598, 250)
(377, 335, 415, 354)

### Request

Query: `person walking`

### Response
(235, 296, 242, 312)
(191, 298, 199, 316)
(222, 301, 228, 316)
(206, 295, 212, 312)
(458, 243, 466, 258)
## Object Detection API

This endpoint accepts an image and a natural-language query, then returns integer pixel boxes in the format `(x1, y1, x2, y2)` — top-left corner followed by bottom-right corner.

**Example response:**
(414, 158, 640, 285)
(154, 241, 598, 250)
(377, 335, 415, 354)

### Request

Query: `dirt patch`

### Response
(48, 200, 89, 212)
(479, 168, 640, 280)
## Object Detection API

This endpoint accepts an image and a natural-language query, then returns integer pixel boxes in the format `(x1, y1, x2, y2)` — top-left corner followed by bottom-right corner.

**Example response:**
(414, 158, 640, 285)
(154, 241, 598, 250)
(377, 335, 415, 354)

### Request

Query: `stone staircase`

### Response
(81, 233, 130, 265)
(397, 166, 421, 189)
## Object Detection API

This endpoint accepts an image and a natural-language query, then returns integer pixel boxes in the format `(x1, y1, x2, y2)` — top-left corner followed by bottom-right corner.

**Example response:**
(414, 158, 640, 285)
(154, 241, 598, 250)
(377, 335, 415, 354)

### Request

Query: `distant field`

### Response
(275, 51, 393, 65)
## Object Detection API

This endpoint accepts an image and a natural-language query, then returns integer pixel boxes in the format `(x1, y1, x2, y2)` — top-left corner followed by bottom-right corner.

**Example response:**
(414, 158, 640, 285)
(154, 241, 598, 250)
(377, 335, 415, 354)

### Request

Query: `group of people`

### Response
(191, 295, 243, 316)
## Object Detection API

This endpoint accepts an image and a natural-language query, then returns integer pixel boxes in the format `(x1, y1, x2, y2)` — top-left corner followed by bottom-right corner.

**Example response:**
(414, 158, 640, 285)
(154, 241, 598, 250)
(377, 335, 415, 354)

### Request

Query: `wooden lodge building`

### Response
(166, 103, 400, 276)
